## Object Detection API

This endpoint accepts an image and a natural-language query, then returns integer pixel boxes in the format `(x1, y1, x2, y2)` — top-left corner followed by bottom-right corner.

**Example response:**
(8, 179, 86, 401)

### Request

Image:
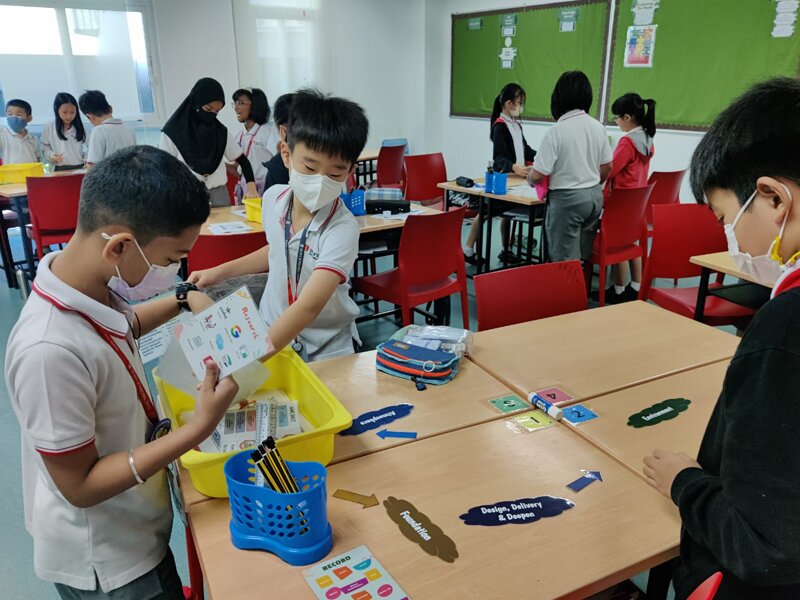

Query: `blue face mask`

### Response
(6, 116, 27, 134)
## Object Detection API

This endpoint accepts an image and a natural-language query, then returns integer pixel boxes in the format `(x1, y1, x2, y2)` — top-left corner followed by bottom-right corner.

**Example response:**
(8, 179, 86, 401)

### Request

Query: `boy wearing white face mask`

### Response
(642, 78, 800, 600)
(188, 88, 369, 362)
(5, 146, 239, 599)
(1, 98, 39, 164)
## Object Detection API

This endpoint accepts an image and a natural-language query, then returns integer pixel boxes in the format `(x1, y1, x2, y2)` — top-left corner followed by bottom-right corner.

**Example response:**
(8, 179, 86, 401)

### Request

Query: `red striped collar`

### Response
(772, 264, 800, 298)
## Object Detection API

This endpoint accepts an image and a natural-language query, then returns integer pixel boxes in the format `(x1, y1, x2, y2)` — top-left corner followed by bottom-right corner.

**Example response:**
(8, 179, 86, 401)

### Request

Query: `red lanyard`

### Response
(238, 125, 260, 159)
(33, 284, 159, 424)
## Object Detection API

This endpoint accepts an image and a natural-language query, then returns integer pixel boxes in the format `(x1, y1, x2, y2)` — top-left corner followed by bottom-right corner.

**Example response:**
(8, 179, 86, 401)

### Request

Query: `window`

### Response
(0, 3, 158, 122)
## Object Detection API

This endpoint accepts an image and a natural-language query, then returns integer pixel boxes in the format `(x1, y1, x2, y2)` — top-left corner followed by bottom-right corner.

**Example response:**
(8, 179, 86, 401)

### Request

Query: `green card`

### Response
(489, 394, 529, 414)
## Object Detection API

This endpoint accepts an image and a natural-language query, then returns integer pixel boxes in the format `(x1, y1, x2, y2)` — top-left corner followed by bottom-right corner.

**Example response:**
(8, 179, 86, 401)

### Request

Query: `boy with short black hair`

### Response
(643, 77, 800, 599)
(5, 145, 238, 599)
(189, 88, 369, 362)
(262, 92, 295, 191)
(1, 98, 39, 163)
(78, 90, 136, 167)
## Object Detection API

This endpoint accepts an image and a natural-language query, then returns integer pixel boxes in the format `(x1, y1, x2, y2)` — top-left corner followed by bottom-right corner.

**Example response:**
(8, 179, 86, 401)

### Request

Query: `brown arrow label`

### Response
(333, 489, 380, 508)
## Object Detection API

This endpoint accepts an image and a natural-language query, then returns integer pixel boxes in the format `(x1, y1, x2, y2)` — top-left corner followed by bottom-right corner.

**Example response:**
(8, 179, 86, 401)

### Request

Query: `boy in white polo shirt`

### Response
(79, 90, 136, 167)
(1, 98, 39, 163)
(5, 145, 238, 599)
(188, 88, 369, 362)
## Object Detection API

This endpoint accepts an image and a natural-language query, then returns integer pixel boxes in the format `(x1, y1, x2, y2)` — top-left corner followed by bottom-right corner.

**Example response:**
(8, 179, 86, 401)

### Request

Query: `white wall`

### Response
(152, 0, 240, 131)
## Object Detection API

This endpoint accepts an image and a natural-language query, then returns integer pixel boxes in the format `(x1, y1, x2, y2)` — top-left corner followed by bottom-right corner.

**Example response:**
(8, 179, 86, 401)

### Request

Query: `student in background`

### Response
(161, 78, 258, 207)
(262, 92, 295, 191)
(41, 92, 88, 171)
(644, 77, 800, 600)
(232, 87, 276, 200)
(1, 98, 39, 164)
(604, 93, 656, 303)
(79, 90, 136, 168)
(528, 71, 612, 264)
(188, 89, 369, 362)
(5, 145, 238, 599)
(463, 83, 536, 265)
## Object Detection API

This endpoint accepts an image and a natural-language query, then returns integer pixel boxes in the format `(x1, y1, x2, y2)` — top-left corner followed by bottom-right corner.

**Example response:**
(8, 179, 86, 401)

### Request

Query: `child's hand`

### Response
(643, 449, 701, 498)
(187, 266, 224, 289)
(512, 164, 531, 177)
(191, 360, 239, 437)
(244, 182, 259, 199)
(51, 153, 64, 164)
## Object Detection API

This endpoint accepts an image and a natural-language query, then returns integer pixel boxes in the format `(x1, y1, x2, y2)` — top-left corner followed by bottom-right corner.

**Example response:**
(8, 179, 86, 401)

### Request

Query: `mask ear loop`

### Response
(770, 184, 800, 266)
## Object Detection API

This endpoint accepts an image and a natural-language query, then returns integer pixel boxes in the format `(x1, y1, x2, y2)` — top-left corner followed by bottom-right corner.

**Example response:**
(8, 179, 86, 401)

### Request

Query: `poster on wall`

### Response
(624, 24, 657, 67)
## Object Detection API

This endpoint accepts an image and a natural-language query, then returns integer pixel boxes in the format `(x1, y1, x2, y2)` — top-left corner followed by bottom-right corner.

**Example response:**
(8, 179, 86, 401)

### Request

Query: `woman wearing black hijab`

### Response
(160, 77, 258, 207)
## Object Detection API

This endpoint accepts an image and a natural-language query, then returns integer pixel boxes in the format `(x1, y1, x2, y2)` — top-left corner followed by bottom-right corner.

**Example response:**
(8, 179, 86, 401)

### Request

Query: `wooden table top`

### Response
(469, 301, 739, 403)
(566, 361, 729, 481)
(309, 350, 523, 464)
(355, 205, 440, 235)
(188, 419, 680, 600)
(437, 175, 543, 207)
(690, 251, 775, 288)
(357, 148, 380, 162)
(200, 206, 264, 236)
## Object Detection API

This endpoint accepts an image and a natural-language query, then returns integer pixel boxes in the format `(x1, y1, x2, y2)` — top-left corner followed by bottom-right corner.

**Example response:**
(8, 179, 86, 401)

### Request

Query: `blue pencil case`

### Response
(375, 340, 460, 385)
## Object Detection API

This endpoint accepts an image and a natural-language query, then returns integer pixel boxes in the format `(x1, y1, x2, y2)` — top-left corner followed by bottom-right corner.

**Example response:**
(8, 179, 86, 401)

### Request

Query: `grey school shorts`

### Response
(545, 184, 603, 262)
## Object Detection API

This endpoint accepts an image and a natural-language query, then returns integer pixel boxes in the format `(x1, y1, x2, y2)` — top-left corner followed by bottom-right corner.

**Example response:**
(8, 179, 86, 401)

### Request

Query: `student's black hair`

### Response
(53, 92, 86, 143)
(78, 146, 210, 245)
(550, 71, 593, 120)
(78, 90, 112, 117)
(691, 77, 800, 206)
(611, 93, 656, 138)
(6, 98, 32, 116)
(272, 93, 295, 127)
(286, 88, 368, 165)
(232, 88, 270, 125)
(490, 83, 526, 139)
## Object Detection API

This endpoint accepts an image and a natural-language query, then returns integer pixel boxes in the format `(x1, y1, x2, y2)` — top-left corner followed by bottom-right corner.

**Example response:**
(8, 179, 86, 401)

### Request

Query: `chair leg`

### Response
(460, 290, 469, 329)
(0, 226, 16, 288)
(402, 303, 414, 326)
(598, 263, 607, 307)
(369, 258, 379, 314)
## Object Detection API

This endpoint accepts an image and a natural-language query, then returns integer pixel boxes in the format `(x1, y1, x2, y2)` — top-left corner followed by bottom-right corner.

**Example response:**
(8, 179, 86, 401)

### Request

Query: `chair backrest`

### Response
(686, 572, 723, 600)
(345, 172, 357, 193)
(226, 171, 239, 205)
(382, 137, 410, 155)
(599, 184, 655, 249)
(474, 261, 587, 331)
(640, 203, 726, 298)
(403, 153, 447, 205)
(397, 207, 466, 287)
(376, 144, 406, 187)
(646, 170, 687, 221)
(187, 231, 267, 272)
(26, 174, 84, 234)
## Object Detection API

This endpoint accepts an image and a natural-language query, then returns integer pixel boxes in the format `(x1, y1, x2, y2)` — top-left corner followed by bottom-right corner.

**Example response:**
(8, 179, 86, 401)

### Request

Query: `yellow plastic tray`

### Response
(154, 348, 352, 498)
(0, 162, 44, 184)
(243, 197, 262, 224)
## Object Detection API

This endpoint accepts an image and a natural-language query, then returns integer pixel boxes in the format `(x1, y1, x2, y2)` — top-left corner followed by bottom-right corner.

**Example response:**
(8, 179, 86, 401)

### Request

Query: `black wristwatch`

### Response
(175, 282, 199, 312)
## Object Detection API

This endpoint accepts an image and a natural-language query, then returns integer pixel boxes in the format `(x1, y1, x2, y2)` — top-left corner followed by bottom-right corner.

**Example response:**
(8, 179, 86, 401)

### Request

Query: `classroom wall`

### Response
(422, 0, 704, 201)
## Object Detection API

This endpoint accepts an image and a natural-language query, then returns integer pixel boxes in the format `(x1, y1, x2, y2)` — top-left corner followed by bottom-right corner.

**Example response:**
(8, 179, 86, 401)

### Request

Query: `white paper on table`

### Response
(507, 185, 541, 200)
(207, 221, 253, 235)
(231, 208, 247, 218)
(372, 207, 426, 221)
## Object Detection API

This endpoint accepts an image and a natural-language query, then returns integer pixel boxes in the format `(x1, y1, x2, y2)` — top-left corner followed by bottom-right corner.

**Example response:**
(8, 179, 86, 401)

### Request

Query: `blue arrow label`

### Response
(339, 404, 414, 436)
(376, 429, 417, 440)
(567, 470, 603, 492)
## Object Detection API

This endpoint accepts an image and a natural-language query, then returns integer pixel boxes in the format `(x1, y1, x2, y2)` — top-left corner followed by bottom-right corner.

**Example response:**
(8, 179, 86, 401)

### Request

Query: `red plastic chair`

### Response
(346, 172, 357, 193)
(26, 173, 84, 260)
(226, 171, 239, 206)
(375, 144, 406, 188)
(640, 170, 687, 258)
(474, 261, 587, 331)
(187, 231, 267, 273)
(687, 572, 723, 600)
(403, 153, 447, 211)
(352, 207, 470, 328)
(640, 204, 754, 328)
(588, 184, 654, 306)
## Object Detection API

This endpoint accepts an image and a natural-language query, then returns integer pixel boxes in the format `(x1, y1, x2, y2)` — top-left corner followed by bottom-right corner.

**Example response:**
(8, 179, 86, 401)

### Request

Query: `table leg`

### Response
(475, 196, 486, 276)
(694, 267, 711, 321)
(646, 558, 676, 600)
(485, 198, 493, 273)
(526, 204, 535, 265)
(539, 204, 548, 263)
(0, 209, 17, 288)
(12, 195, 36, 288)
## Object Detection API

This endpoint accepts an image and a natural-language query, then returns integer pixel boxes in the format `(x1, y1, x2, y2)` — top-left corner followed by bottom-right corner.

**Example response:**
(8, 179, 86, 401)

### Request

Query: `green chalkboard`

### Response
(451, 1, 611, 121)
(607, 0, 800, 129)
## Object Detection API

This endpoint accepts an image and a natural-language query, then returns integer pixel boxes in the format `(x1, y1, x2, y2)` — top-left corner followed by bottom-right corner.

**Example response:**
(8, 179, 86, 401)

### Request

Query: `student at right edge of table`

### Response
(643, 77, 800, 599)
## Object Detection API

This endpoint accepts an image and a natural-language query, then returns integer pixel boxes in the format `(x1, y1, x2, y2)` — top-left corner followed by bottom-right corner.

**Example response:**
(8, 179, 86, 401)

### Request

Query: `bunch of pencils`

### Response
(250, 436, 298, 493)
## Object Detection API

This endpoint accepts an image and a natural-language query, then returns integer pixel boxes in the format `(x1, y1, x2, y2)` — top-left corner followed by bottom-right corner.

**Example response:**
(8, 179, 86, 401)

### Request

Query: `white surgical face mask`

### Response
(288, 158, 344, 213)
(724, 184, 797, 284)
(103, 234, 180, 302)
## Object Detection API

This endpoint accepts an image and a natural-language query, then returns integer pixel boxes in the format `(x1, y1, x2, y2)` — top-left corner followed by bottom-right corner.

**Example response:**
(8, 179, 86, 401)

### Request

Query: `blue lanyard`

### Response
(283, 196, 311, 305)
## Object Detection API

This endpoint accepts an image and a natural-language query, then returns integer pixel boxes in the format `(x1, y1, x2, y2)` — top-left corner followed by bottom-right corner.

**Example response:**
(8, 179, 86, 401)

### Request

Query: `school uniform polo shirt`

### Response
(237, 122, 277, 183)
(0, 127, 39, 163)
(259, 184, 361, 361)
(534, 109, 612, 190)
(160, 130, 243, 190)
(4, 252, 172, 592)
(85, 118, 136, 165)
(41, 120, 88, 166)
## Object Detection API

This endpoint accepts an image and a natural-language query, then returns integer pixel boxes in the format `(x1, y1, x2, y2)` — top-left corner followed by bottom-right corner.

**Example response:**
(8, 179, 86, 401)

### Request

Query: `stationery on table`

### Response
(372, 207, 426, 221)
(303, 545, 409, 600)
(207, 221, 253, 235)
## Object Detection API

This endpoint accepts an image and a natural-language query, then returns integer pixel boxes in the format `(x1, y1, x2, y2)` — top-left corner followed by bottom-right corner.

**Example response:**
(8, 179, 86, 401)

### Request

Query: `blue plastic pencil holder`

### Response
(492, 172, 508, 195)
(340, 189, 366, 216)
(224, 451, 333, 566)
(484, 171, 495, 193)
